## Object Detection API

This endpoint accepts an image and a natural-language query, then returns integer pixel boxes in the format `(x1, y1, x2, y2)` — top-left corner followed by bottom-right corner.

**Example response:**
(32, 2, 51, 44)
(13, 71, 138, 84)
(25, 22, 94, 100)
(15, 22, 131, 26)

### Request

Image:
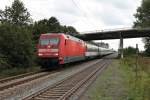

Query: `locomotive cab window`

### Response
(40, 38, 59, 45)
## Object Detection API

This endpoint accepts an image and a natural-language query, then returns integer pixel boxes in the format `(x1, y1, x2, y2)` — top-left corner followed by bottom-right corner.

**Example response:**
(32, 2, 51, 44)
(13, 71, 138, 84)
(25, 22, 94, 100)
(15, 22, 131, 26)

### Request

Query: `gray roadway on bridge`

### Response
(78, 28, 150, 41)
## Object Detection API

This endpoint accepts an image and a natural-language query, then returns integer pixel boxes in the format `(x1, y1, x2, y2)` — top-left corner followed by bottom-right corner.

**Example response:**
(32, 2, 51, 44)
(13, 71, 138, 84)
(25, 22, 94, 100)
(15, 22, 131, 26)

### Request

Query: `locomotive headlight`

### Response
(54, 53, 58, 56)
(47, 45, 51, 48)
(38, 53, 43, 56)
(59, 57, 63, 60)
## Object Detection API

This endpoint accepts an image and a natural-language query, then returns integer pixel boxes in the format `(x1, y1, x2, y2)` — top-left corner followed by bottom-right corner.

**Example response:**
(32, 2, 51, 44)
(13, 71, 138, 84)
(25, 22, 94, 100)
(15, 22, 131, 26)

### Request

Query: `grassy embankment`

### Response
(88, 56, 150, 100)
(0, 66, 41, 79)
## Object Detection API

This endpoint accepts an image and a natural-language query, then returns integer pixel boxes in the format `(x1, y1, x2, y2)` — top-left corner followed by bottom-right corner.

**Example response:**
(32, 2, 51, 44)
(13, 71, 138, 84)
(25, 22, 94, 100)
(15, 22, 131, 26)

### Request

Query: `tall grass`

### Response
(121, 56, 150, 100)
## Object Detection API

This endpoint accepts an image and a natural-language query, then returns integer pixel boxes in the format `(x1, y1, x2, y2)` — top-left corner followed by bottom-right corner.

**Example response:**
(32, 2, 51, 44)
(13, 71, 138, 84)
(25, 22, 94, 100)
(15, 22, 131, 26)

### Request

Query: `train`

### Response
(37, 33, 114, 69)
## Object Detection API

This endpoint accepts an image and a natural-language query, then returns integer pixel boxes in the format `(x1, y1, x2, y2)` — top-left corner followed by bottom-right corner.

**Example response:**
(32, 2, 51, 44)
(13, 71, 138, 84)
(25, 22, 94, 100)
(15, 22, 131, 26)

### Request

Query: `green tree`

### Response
(32, 19, 49, 43)
(0, 24, 34, 68)
(134, 0, 150, 56)
(0, 0, 31, 26)
(0, 0, 34, 68)
(123, 46, 137, 56)
(61, 26, 77, 33)
(61, 26, 78, 37)
(32, 17, 78, 43)
(32, 17, 61, 42)
(47, 17, 61, 32)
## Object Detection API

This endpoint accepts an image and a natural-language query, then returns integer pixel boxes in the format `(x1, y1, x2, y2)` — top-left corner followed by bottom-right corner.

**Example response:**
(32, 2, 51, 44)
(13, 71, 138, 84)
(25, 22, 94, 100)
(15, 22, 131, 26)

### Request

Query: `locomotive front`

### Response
(37, 34, 60, 68)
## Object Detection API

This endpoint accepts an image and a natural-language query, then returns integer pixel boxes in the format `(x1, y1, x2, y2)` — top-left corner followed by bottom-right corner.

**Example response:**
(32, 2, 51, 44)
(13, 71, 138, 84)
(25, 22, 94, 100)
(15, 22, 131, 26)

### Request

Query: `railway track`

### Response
(23, 59, 111, 100)
(0, 71, 52, 91)
(0, 70, 43, 84)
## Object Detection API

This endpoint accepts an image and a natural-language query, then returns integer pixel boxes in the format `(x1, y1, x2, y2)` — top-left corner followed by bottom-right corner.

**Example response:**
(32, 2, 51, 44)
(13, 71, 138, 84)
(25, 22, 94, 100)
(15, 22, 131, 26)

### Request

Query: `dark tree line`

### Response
(32, 17, 77, 43)
(134, 0, 150, 56)
(123, 46, 137, 56)
(0, 0, 78, 69)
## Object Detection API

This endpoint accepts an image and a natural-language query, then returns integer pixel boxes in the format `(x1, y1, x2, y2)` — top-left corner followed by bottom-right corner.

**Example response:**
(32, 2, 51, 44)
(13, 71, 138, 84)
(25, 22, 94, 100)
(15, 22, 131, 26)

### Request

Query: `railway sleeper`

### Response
(43, 91, 66, 94)
(38, 95, 62, 98)
(33, 97, 56, 100)
(54, 86, 73, 89)
(50, 89, 68, 92)
(41, 93, 63, 96)
(57, 83, 76, 87)
(35, 95, 60, 99)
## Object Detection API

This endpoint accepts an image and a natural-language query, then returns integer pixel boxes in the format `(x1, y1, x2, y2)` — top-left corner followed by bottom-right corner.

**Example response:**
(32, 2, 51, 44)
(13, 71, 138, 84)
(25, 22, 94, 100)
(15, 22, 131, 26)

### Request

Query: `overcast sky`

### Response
(0, 0, 144, 50)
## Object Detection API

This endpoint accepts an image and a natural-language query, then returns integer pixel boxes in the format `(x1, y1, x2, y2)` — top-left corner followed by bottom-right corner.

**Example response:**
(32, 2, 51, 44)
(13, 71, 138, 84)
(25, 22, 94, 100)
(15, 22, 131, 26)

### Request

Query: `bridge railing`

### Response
(80, 27, 133, 34)
(80, 27, 150, 34)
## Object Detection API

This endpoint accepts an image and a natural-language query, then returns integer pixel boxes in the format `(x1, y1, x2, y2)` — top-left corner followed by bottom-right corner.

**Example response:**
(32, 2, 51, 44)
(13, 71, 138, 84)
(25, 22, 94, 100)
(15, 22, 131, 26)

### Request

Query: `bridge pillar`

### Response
(119, 33, 124, 58)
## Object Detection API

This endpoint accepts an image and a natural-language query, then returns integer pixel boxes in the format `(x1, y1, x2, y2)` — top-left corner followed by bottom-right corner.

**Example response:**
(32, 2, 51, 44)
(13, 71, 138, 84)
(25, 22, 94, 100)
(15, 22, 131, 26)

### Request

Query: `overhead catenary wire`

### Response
(71, 0, 98, 29)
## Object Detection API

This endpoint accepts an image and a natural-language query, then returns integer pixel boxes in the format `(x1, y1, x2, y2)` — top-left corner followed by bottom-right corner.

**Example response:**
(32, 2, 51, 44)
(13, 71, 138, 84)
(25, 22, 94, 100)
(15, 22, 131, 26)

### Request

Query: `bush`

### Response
(0, 53, 11, 69)
(0, 24, 34, 68)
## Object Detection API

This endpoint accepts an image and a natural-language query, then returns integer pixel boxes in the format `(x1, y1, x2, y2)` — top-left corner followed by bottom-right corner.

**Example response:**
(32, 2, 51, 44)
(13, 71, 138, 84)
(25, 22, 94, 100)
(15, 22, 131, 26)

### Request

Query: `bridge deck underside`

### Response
(79, 29, 150, 40)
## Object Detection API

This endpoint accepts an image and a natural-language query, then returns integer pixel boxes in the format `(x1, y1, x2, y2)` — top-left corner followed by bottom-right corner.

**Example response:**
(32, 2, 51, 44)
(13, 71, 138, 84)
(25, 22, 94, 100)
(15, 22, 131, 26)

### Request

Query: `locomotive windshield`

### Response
(40, 38, 59, 45)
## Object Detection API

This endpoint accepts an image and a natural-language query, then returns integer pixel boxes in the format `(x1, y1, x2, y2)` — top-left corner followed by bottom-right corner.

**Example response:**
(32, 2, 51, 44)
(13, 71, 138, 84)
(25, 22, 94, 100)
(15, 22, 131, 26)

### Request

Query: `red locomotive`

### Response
(37, 33, 113, 69)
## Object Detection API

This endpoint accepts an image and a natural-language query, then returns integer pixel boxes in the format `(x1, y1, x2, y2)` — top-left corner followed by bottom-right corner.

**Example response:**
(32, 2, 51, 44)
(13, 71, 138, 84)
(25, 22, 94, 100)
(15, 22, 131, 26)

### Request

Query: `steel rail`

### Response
(23, 59, 110, 100)
(0, 70, 44, 84)
(0, 72, 51, 91)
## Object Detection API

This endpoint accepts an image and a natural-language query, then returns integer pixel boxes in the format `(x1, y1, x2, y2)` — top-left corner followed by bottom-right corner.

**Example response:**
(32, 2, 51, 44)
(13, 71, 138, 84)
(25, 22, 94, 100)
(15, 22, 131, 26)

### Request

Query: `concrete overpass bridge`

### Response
(77, 28, 150, 58)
